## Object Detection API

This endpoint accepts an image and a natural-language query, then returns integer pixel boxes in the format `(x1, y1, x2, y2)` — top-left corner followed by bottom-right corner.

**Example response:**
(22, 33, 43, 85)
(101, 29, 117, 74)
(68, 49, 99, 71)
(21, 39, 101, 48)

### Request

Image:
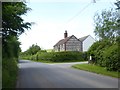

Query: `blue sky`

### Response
(19, 0, 116, 51)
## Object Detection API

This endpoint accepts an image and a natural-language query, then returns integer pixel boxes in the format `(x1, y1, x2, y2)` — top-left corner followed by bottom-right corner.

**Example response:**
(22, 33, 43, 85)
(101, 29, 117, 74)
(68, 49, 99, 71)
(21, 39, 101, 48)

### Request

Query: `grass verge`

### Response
(72, 64, 119, 78)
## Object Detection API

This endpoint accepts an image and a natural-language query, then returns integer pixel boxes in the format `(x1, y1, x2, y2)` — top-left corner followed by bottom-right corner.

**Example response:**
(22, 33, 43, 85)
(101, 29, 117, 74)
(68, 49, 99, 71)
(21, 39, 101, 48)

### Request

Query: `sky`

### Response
(18, 0, 117, 52)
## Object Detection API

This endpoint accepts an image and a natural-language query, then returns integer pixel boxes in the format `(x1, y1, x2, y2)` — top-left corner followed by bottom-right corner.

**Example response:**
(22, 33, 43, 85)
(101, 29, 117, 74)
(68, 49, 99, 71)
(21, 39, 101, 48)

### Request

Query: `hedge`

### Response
(21, 51, 88, 62)
(2, 58, 18, 88)
(88, 40, 119, 71)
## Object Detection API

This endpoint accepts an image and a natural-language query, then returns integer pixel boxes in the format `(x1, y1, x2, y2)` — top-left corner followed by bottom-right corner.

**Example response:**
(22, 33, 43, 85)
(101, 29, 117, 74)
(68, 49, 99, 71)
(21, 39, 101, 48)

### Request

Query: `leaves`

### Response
(2, 2, 31, 40)
(2, 2, 32, 87)
(94, 8, 119, 42)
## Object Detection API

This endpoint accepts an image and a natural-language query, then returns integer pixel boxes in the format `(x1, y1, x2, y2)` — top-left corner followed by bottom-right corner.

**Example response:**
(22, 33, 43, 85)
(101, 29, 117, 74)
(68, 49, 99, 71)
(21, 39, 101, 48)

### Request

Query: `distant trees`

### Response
(20, 44, 48, 60)
(23, 44, 41, 55)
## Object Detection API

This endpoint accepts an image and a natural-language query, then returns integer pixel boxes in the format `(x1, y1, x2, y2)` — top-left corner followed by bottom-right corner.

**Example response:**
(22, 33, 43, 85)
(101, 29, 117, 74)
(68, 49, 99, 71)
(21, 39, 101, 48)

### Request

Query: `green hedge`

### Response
(103, 44, 119, 71)
(88, 40, 119, 71)
(21, 51, 88, 62)
(2, 58, 18, 88)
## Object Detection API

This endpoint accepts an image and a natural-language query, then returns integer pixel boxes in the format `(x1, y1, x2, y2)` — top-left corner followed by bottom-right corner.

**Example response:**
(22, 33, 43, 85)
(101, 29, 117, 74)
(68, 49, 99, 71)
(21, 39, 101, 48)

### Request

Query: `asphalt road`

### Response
(16, 60, 118, 88)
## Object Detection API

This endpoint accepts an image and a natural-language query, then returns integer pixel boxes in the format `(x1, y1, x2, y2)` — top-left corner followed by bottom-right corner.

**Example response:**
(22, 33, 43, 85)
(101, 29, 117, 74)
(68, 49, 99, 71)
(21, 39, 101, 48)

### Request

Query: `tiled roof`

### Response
(53, 36, 72, 47)
(54, 35, 91, 47)
(79, 35, 89, 42)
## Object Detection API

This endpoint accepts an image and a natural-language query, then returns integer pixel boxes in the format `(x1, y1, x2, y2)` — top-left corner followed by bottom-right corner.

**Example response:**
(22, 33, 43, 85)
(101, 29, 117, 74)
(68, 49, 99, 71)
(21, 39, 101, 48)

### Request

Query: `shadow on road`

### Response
(18, 60, 31, 63)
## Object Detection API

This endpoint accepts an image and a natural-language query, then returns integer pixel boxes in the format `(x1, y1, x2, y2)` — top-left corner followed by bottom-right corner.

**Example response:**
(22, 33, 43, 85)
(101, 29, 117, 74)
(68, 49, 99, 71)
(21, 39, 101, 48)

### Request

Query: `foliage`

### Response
(94, 8, 119, 41)
(115, 0, 120, 10)
(21, 51, 88, 62)
(19, 44, 44, 60)
(2, 36, 20, 59)
(2, 2, 31, 88)
(2, 2, 31, 40)
(90, 4, 119, 72)
(103, 44, 119, 71)
(72, 64, 119, 78)
(88, 39, 119, 71)
(24, 44, 41, 55)
(2, 58, 18, 88)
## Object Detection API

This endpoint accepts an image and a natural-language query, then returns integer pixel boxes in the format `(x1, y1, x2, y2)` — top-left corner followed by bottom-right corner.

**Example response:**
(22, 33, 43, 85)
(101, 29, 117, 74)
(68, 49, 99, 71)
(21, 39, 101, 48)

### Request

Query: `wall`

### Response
(66, 36, 82, 51)
(83, 35, 95, 52)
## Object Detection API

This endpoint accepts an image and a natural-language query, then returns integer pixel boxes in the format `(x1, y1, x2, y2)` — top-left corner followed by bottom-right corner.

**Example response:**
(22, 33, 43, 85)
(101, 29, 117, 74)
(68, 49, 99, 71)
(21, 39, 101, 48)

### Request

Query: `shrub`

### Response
(88, 40, 119, 71)
(22, 51, 87, 62)
(103, 44, 119, 71)
(2, 58, 18, 88)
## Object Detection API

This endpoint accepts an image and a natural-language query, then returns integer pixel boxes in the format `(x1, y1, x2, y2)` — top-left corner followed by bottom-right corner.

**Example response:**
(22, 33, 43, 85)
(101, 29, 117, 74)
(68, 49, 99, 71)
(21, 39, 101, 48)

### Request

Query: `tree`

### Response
(115, 0, 120, 36)
(2, 2, 32, 88)
(94, 8, 119, 42)
(115, 0, 120, 10)
(25, 44, 41, 55)
(89, 1, 120, 71)
(2, 2, 32, 58)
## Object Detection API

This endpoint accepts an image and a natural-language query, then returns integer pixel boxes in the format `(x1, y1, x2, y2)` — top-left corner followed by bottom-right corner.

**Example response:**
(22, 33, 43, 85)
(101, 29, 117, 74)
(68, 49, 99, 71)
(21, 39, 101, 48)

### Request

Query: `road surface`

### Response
(16, 60, 118, 88)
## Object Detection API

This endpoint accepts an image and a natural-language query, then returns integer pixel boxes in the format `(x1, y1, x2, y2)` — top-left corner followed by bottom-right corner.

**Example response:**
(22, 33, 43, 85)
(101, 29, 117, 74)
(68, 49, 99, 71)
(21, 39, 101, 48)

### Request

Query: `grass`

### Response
(72, 64, 120, 78)
(46, 49, 53, 52)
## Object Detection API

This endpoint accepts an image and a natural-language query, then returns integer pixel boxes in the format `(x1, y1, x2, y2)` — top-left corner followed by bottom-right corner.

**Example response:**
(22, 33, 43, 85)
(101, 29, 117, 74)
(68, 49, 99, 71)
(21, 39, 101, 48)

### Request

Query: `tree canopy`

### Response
(2, 2, 31, 38)
(2, 2, 32, 88)
(2, 2, 32, 58)
(88, 1, 120, 71)
(94, 8, 119, 42)
(24, 44, 41, 55)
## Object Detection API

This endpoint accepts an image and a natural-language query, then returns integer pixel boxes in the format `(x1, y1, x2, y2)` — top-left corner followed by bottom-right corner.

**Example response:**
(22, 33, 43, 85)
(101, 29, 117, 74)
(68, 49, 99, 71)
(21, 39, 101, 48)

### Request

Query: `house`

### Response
(53, 31, 95, 52)
(79, 35, 96, 52)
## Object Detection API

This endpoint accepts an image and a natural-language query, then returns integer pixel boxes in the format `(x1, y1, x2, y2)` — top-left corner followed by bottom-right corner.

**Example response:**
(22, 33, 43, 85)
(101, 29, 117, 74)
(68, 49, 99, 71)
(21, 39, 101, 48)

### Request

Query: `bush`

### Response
(88, 40, 119, 71)
(21, 51, 87, 62)
(103, 44, 119, 71)
(2, 58, 18, 88)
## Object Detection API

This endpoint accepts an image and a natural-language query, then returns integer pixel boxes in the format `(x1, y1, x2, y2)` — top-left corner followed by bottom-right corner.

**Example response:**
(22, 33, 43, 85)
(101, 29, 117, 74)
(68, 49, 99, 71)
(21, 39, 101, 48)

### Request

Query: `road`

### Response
(16, 60, 118, 88)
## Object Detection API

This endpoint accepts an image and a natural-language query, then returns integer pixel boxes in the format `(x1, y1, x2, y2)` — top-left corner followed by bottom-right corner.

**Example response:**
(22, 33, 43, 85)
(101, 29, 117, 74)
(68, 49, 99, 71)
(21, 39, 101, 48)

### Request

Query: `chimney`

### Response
(64, 30, 68, 38)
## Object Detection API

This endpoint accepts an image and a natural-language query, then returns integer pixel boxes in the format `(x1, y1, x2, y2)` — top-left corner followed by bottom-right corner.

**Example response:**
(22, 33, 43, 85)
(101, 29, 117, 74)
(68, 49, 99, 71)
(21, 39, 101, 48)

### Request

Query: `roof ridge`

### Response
(79, 35, 89, 42)
(54, 35, 79, 46)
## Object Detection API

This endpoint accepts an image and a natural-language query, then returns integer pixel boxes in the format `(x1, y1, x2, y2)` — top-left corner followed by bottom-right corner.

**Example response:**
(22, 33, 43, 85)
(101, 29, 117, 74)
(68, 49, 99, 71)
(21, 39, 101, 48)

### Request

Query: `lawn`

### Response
(72, 64, 119, 78)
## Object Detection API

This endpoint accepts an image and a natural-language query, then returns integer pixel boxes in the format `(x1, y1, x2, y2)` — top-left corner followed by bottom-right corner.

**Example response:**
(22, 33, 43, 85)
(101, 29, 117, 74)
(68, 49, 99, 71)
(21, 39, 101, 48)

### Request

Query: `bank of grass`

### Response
(72, 64, 119, 78)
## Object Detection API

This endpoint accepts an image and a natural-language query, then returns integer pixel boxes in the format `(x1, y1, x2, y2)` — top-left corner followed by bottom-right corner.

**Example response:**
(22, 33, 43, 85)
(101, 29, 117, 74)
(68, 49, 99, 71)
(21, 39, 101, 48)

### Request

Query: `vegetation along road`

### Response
(16, 60, 118, 88)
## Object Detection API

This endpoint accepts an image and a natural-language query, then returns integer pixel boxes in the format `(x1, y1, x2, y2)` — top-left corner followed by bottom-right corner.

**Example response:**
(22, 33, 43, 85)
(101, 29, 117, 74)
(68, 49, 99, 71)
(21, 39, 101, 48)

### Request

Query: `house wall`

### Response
(54, 44, 65, 52)
(60, 44, 65, 51)
(83, 35, 95, 52)
(54, 46, 59, 52)
(65, 36, 82, 51)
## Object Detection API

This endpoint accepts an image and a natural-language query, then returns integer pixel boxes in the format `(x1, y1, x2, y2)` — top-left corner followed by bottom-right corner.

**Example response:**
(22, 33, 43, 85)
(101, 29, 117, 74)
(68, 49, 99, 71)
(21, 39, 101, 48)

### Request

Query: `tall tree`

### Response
(115, 0, 120, 10)
(25, 44, 41, 55)
(115, 0, 120, 36)
(93, 8, 119, 42)
(2, 2, 31, 58)
(2, 2, 32, 88)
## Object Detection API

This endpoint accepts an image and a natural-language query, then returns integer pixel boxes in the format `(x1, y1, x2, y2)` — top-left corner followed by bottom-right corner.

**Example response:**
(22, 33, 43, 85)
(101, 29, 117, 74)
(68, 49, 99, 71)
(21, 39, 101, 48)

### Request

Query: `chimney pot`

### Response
(64, 30, 68, 38)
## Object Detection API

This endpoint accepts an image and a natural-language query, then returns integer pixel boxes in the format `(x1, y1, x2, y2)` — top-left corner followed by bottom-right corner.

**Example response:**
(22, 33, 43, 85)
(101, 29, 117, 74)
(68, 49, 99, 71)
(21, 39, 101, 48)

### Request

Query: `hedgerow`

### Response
(88, 40, 119, 71)
(21, 51, 88, 62)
